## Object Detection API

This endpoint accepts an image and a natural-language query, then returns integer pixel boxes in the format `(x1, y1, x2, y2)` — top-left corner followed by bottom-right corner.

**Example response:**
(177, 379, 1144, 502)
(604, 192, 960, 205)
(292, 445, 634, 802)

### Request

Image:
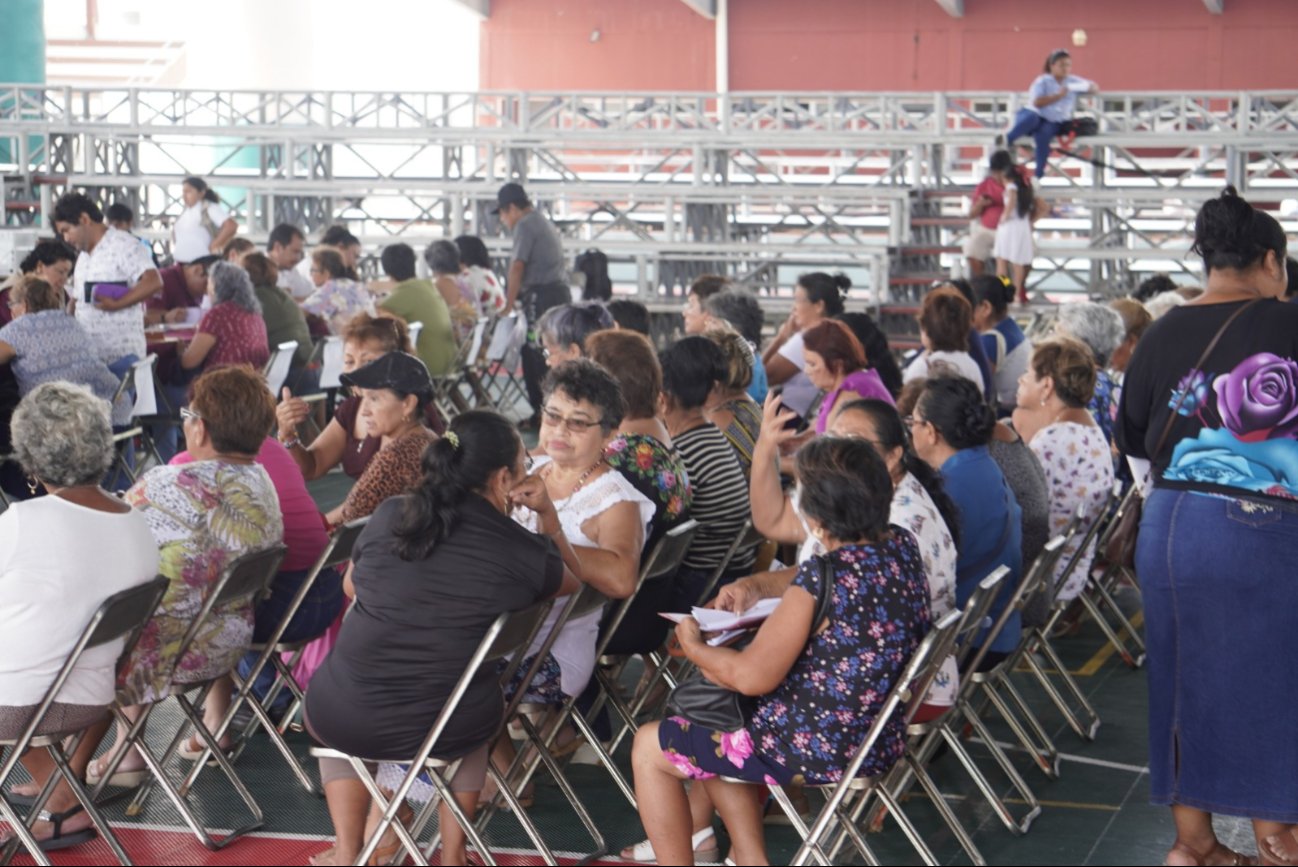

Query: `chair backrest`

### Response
(484, 312, 520, 363)
(900, 609, 963, 724)
(407, 321, 424, 347)
(487, 601, 556, 663)
(130, 354, 161, 417)
(464, 316, 490, 367)
(694, 519, 765, 606)
(949, 565, 1009, 673)
(264, 341, 299, 395)
(212, 544, 289, 608)
(643, 519, 700, 584)
(1019, 531, 1074, 611)
(1044, 496, 1113, 606)
(323, 516, 369, 571)
(318, 335, 345, 390)
(1094, 480, 1137, 552)
(965, 538, 1067, 676)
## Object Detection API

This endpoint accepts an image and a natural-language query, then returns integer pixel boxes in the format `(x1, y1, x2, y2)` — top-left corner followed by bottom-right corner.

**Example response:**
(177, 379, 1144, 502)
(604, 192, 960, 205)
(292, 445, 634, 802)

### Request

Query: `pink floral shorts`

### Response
(657, 715, 794, 786)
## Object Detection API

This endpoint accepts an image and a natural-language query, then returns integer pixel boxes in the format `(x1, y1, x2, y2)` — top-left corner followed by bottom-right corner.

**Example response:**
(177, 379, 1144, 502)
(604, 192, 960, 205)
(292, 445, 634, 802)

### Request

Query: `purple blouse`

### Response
(815, 368, 895, 434)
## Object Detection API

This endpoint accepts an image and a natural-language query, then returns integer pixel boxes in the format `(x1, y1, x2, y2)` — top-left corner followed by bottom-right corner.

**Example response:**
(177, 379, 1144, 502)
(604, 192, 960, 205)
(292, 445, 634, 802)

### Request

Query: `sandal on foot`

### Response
(621, 827, 719, 863)
(178, 735, 235, 765)
(1165, 842, 1259, 866)
(85, 757, 147, 789)
(1263, 828, 1298, 867)
(22, 805, 98, 852)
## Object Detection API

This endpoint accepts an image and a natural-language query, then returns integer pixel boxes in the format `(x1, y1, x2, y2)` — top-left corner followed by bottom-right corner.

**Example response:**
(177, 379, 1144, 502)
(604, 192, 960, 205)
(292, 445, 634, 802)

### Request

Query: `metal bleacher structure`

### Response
(2, 85, 1297, 342)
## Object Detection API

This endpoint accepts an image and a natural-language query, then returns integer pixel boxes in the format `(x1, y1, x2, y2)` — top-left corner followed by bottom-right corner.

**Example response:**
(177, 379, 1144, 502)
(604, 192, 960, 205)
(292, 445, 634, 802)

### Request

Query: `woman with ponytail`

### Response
(172, 176, 237, 263)
(762, 271, 851, 419)
(992, 158, 1037, 305)
(304, 410, 571, 867)
(971, 274, 1032, 414)
(1116, 187, 1298, 866)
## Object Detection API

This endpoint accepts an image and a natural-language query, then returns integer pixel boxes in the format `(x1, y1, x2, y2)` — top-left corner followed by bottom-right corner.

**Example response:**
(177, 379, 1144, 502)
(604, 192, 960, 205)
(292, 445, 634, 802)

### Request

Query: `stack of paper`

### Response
(660, 598, 782, 646)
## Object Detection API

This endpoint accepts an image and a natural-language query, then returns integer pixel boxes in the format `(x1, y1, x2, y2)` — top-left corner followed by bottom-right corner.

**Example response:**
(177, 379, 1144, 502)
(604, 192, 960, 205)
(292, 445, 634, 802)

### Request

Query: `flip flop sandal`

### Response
(35, 805, 98, 852)
(178, 736, 236, 766)
(622, 827, 720, 863)
(85, 757, 148, 790)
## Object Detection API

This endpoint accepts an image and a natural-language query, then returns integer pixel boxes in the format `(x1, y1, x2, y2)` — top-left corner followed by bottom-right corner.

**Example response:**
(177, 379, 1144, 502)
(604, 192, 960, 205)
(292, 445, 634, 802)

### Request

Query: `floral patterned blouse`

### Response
(606, 432, 693, 556)
(121, 460, 284, 705)
(747, 535, 931, 783)
(301, 278, 376, 335)
(1029, 421, 1114, 601)
(1088, 368, 1117, 445)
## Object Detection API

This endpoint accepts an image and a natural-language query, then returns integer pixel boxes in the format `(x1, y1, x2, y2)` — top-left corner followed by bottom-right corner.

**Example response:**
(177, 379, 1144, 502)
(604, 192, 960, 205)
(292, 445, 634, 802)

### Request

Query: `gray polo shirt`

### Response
(510, 209, 567, 290)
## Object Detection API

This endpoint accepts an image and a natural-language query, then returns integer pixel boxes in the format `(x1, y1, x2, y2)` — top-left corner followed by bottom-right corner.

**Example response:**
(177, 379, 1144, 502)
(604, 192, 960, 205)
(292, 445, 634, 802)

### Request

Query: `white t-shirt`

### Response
(277, 265, 316, 302)
(775, 331, 822, 418)
(173, 200, 231, 263)
(903, 350, 985, 395)
(0, 497, 159, 706)
(73, 226, 157, 364)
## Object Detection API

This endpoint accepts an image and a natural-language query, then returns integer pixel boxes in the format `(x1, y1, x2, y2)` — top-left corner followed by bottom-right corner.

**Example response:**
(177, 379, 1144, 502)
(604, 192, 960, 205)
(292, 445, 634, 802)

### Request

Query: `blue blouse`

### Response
(748, 354, 769, 404)
(939, 445, 1024, 655)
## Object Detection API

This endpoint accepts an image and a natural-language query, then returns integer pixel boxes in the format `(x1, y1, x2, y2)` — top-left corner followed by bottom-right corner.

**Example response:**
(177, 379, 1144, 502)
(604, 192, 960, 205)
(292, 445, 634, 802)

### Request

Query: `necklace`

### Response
(543, 458, 606, 500)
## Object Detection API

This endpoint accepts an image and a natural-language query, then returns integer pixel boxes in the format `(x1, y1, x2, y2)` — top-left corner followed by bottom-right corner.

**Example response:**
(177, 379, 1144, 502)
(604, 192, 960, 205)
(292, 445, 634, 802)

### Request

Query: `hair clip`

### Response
(445, 430, 460, 450)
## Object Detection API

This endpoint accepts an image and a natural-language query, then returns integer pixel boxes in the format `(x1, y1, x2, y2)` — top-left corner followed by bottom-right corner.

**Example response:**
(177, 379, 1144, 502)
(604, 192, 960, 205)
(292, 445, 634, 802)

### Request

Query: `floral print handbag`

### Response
(665, 555, 834, 733)
(1106, 299, 1259, 567)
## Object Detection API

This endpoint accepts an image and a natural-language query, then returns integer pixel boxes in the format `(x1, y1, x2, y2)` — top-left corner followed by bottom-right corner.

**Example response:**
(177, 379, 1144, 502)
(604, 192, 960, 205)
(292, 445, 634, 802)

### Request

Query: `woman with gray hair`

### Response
(0, 383, 158, 851)
(180, 260, 270, 373)
(424, 239, 479, 339)
(537, 302, 614, 369)
(1054, 301, 1125, 443)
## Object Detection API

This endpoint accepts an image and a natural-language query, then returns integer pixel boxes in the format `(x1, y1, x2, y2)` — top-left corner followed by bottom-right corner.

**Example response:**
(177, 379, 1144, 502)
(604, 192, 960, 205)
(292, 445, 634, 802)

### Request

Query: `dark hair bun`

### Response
(1192, 185, 1287, 274)
(955, 400, 996, 444)
(832, 273, 852, 293)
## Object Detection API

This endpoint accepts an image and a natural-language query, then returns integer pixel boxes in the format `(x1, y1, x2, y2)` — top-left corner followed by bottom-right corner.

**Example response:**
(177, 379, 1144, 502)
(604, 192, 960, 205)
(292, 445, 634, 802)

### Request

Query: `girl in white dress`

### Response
(993, 165, 1037, 305)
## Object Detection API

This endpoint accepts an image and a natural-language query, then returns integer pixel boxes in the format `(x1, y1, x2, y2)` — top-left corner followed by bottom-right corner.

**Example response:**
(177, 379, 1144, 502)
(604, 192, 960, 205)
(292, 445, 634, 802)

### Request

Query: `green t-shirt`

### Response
(379, 278, 456, 376)
(254, 283, 313, 367)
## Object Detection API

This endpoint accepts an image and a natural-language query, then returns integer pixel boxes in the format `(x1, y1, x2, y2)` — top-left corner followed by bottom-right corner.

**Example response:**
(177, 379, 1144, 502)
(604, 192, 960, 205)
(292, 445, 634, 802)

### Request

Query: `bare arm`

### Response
(750, 393, 806, 543)
(179, 332, 216, 370)
(677, 583, 815, 696)
(1000, 189, 1017, 226)
(506, 260, 525, 312)
(276, 390, 350, 480)
(0, 340, 14, 365)
(209, 219, 238, 254)
(575, 499, 644, 599)
(764, 354, 800, 386)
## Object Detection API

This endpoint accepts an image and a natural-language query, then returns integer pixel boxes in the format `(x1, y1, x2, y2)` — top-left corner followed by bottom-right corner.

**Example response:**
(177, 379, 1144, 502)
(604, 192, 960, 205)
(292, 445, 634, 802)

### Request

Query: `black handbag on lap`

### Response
(665, 555, 835, 733)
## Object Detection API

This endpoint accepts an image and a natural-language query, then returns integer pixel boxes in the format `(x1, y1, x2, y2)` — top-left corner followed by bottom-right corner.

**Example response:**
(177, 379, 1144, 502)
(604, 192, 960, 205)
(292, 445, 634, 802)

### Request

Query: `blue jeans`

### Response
(1138, 487, 1298, 821)
(1006, 108, 1062, 179)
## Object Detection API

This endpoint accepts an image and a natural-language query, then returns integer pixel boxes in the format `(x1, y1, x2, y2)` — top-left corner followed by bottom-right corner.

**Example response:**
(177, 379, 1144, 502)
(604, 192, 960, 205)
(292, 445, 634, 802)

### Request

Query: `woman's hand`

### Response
(674, 616, 704, 652)
(163, 307, 189, 325)
(276, 388, 311, 439)
(713, 577, 761, 615)
(774, 311, 800, 344)
(509, 474, 561, 536)
(757, 391, 800, 451)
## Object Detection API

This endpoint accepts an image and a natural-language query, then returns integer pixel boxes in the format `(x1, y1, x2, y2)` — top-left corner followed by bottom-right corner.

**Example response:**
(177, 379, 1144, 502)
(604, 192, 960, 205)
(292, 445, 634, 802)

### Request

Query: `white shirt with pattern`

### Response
(1029, 421, 1114, 602)
(73, 226, 156, 364)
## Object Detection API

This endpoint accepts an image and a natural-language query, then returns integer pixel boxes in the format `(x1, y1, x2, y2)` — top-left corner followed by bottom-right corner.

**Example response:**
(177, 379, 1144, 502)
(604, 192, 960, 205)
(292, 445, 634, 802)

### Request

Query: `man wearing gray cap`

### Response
(493, 182, 571, 421)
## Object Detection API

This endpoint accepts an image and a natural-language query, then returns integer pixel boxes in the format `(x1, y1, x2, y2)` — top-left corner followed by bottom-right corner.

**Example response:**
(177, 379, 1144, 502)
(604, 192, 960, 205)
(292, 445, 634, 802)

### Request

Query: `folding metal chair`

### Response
(0, 577, 167, 867)
(896, 565, 1048, 838)
(481, 313, 529, 417)
(1073, 482, 1148, 669)
(309, 601, 555, 867)
(432, 317, 491, 424)
(716, 610, 963, 867)
(185, 517, 370, 796)
(108, 355, 171, 489)
(963, 535, 1076, 783)
(407, 320, 424, 347)
(263, 340, 300, 397)
(1019, 499, 1114, 742)
(90, 545, 288, 851)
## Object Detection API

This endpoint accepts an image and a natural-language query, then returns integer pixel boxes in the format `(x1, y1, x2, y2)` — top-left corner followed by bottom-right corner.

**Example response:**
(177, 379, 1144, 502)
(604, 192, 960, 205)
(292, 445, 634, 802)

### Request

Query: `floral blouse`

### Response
(748, 535, 931, 783)
(1029, 422, 1114, 601)
(606, 432, 693, 556)
(121, 460, 284, 705)
(1088, 368, 1117, 445)
(302, 278, 376, 335)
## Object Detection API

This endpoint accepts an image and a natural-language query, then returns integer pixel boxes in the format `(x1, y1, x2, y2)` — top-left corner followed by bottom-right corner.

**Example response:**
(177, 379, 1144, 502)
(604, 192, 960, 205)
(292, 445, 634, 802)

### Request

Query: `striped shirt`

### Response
(674, 422, 754, 571)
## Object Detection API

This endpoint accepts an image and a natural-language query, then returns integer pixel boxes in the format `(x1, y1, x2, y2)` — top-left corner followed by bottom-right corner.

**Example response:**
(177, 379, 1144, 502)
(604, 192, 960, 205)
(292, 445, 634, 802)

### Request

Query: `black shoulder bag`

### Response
(665, 554, 836, 733)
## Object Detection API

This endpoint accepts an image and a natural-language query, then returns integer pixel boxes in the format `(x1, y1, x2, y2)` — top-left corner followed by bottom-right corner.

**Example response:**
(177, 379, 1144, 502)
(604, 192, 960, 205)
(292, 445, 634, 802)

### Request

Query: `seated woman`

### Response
(241, 252, 314, 377)
(1012, 338, 1113, 603)
(702, 287, 770, 403)
(87, 366, 285, 788)
(761, 272, 849, 419)
(303, 247, 376, 335)
(1108, 297, 1152, 378)
(491, 360, 651, 786)
(904, 287, 985, 392)
(0, 276, 130, 426)
(585, 329, 693, 653)
(1053, 302, 1125, 443)
(908, 375, 1023, 665)
(702, 324, 763, 476)
(632, 437, 931, 867)
(659, 337, 755, 608)
(333, 352, 439, 529)
(424, 239, 480, 341)
(278, 315, 443, 518)
(304, 411, 571, 867)
(0, 383, 158, 851)
(536, 302, 614, 369)
(179, 260, 271, 374)
(971, 274, 1032, 415)
(802, 318, 894, 435)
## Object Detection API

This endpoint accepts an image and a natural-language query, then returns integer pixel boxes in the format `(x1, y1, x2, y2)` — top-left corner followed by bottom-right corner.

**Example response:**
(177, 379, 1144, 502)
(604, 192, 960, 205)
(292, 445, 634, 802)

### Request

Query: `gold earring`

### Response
(26, 475, 39, 496)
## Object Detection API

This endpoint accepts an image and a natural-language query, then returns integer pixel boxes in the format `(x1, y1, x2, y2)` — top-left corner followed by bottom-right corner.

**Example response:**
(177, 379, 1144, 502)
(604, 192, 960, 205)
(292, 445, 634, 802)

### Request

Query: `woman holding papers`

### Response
(631, 437, 931, 867)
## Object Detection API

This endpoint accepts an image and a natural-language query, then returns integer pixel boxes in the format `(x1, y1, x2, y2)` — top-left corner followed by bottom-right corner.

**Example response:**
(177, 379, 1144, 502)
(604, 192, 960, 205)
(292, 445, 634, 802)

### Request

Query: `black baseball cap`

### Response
(340, 351, 434, 396)
(491, 182, 531, 215)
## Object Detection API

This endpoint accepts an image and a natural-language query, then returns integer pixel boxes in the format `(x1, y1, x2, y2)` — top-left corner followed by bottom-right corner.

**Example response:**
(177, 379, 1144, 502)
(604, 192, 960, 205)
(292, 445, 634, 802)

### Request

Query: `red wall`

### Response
(480, 0, 1298, 92)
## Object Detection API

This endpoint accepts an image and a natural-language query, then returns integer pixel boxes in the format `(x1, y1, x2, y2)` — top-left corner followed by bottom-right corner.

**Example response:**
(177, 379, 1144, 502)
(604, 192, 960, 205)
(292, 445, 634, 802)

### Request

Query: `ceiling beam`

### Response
(935, 0, 965, 17)
(680, 0, 717, 18)
(448, 0, 489, 18)
(1202, 0, 1224, 12)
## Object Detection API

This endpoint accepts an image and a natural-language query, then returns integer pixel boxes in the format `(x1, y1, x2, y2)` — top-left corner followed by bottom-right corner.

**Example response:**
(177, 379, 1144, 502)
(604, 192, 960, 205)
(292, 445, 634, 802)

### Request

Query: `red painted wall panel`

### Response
(481, 0, 1298, 92)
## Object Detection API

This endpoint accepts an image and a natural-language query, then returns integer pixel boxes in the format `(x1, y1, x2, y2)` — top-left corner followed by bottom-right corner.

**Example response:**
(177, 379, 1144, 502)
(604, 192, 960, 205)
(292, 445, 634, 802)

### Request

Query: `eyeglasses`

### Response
(903, 415, 930, 431)
(524, 453, 535, 473)
(180, 406, 203, 423)
(540, 406, 603, 434)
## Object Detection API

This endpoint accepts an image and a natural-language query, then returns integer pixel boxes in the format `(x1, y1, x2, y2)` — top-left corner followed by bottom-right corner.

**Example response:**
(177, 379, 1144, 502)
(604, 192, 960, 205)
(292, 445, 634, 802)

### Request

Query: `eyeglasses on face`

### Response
(180, 406, 203, 423)
(540, 406, 602, 434)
